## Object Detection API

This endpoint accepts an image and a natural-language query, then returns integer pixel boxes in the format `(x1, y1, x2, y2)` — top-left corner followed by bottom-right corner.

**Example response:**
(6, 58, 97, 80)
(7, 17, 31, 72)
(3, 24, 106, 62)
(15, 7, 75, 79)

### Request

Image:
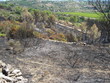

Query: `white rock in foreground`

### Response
(0, 60, 28, 83)
(0, 73, 15, 82)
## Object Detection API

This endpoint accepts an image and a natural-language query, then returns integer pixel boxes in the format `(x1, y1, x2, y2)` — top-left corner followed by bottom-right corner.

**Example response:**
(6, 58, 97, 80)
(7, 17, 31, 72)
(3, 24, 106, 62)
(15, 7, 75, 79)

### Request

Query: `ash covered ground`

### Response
(0, 38, 110, 83)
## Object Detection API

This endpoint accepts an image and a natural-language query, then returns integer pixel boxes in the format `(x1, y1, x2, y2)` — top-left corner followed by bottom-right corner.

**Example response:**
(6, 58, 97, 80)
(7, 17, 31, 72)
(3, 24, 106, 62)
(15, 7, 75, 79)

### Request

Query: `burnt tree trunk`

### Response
(100, 22, 110, 43)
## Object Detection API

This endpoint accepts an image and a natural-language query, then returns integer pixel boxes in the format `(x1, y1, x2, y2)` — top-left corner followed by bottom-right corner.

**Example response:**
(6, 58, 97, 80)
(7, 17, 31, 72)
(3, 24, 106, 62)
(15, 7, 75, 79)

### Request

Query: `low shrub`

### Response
(0, 21, 13, 33)
(49, 33, 67, 42)
(46, 29, 55, 36)
(66, 33, 78, 42)
(9, 28, 34, 39)
(69, 16, 79, 23)
(33, 31, 48, 39)
(0, 33, 6, 37)
(7, 22, 35, 40)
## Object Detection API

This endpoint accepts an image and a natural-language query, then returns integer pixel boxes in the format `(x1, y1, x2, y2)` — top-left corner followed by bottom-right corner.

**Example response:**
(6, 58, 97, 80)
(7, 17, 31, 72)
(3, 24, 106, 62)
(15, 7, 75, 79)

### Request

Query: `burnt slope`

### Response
(0, 38, 110, 83)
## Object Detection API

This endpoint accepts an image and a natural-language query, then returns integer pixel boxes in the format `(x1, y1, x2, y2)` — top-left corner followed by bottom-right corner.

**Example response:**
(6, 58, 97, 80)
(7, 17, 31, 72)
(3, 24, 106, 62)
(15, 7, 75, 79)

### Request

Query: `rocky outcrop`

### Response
(0, 60, 28, 83)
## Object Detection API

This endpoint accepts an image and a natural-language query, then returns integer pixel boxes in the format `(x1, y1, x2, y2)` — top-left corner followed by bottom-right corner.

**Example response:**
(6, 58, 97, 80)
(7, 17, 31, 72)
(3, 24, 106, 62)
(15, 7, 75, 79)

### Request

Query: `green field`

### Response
(57, 12, 101, 18)
(0, 33, 6, 37)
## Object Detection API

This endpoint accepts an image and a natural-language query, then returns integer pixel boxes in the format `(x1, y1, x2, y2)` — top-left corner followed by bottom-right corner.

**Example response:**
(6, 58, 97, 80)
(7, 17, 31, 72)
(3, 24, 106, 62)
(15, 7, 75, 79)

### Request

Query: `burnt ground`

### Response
(0, 38, 110, 83)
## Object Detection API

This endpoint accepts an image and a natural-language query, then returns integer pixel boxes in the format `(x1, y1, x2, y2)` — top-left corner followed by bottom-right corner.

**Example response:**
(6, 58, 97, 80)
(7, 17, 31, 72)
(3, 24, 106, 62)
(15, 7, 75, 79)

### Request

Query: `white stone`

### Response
(0, 78, 7, 83)
(16, 76, 23, 81)
(0, 61, 28, 83)
(16, 72, 22, 76)
(12, 69, 22, 76)
(0, 73, 16, 82)
(12, 69, 21, 74)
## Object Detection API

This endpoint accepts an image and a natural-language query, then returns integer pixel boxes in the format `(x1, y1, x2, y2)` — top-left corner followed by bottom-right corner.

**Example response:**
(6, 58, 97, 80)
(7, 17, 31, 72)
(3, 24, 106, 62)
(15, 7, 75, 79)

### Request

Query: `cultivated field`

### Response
(57, 12, 102, 18)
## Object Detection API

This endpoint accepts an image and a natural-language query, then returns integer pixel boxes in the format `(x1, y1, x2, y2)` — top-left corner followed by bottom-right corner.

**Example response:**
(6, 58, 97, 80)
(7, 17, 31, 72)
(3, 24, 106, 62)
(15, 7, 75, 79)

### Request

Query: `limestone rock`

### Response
(12, 69, 22, 76)
(0, 78, 7, 83)
(0, 60, 28, 83)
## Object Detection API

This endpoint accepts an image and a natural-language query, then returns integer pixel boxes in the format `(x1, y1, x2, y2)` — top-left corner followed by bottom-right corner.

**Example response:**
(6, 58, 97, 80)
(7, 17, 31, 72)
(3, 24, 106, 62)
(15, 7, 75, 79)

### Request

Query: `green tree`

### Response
(22, 8, 34, 27)
(13, 6, 23, 14)
(89, 24, 101, 42)
(34, 10, 43, 22)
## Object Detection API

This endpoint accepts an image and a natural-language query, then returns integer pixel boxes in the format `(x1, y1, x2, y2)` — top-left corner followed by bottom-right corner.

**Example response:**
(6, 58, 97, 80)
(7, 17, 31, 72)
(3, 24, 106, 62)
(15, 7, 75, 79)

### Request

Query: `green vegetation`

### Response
(69, 16, 79, 23)
(0, 2, 103, 43)
(57, 12, 101, 18)
(6, 0, 93, 12)
(57, 13, 86, 26)
(0, 3, 68, 42)
(0, 33, 6, 37)
(0, 3, 54, 38)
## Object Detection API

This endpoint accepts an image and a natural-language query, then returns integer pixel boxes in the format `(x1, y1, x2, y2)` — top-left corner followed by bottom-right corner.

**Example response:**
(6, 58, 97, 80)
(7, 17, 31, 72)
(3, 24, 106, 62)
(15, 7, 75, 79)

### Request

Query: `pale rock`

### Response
(0, 73, 16, 82)
(12, 69, 20, 74)
(8, 73, 15, 77)
(6, 64, 12, 71)
(0, 60, 6, 68)
(16, 76, 23, 81)
(0, 78, 7, 83)
(12, 69, 22, 76)
(0, 60, 28, 83)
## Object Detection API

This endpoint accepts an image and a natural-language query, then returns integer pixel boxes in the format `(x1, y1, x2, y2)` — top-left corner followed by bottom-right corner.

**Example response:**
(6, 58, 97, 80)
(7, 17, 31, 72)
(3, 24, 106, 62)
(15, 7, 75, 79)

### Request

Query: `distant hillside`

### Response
(5, 0, 93, 12)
